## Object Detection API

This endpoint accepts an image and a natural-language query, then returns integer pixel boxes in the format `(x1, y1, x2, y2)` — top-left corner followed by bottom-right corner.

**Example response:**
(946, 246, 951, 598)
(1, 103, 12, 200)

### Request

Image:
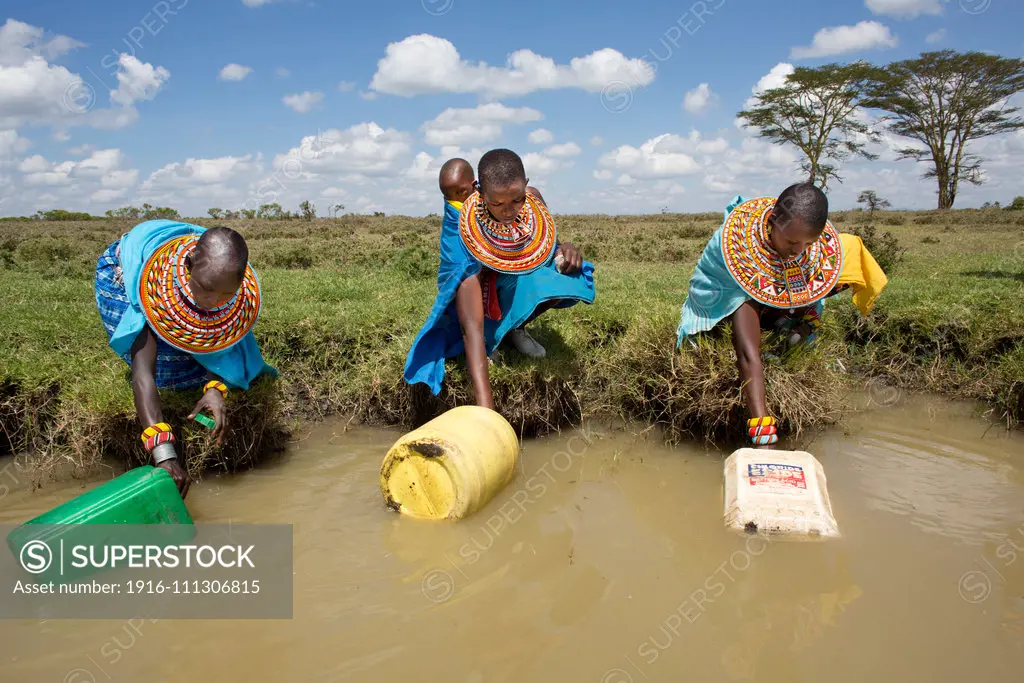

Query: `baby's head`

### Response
(438, 158, 475, 204)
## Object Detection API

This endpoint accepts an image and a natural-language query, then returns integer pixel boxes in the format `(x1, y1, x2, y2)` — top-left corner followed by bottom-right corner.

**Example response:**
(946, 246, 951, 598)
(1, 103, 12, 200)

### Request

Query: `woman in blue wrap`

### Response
(94, 220, 277, 497)
(676, 182, 886, 449)
(403, 150, 596, 410)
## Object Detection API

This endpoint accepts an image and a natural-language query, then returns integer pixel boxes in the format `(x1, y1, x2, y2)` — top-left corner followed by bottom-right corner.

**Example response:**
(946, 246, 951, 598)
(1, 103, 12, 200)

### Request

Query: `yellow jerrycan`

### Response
(380, 406, 520, 521)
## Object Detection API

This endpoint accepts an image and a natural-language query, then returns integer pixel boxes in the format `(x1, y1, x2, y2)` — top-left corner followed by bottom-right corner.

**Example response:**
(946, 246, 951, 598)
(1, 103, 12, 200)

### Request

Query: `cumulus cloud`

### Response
(926, 29, 946, 44)
(282, 91, 324, 113)
(790, 21, 898, 59)
(369, 34, 655, 99)
(683, 83, 718, 114)
(420, 103, 543, 146)
(140, 154, 264, 206)
(544, 142, 581, 158)
(219, 64, 253, 81)
(0, 129, 31, 159)
(522, 151, 570, 176)
(0, 20, 92, 128)
(590, 136, 605, 146)
(271, 123, 413, 178)
(529, 128, 554, 144)
(12, 147, 140, 209)
(593, 169, 612, 181)
(275, 67, 290, 78)
(865, 0, 944, 18)
(337, 80, 356, 92)
(0, 18, 84, 66)
(742, 62, 794, 109)
(110, 55, 171, 106)
(598, 131, 730, 180)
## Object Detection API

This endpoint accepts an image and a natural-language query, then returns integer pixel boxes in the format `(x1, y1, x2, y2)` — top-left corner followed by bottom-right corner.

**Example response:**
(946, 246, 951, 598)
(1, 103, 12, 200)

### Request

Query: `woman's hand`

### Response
(188, 388, 228, 446)
(554, 243, 583, 274)
(156, 457, 191, 498)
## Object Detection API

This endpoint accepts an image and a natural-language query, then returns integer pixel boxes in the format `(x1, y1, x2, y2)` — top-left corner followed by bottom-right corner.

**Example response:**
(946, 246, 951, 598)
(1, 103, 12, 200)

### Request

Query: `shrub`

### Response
(849, 224, 906, 274)
(267, 245, 314, 269)
(391, 245, 434, 279)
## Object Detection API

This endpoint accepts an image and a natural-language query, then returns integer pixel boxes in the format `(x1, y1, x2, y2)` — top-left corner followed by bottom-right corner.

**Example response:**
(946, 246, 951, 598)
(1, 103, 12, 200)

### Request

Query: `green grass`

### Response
(1, 208, 1022, 481)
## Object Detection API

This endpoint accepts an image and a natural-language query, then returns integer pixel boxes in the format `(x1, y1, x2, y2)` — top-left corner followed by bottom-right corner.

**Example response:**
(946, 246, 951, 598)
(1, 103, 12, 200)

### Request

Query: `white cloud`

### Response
(110, 55, 171, 107)
(242, 0, 284, 6)
(420, 103, 543, 146)
(74, 148, 125, 177)
(282, 91, 324, 113)
(91, 188, 130, 203)
(925, 29, 946, 44)
(101, 169, 139, 188)
(360, 91, 378, 101)
(743, 62, 795, 109)
(272, 122, 413, 178)
(369, 34, 655, 99)
(0, 20, 90, 129)
(140, 154, 263, 205)
(15, 148, 138, 197)
(683, 83, 718, 114)
(598, 134, 702, 179)
(337, 80, 356, 92)
(791, 21, 898, 59)
(0, 18, 84, 66)
(0, 129, 31, 158)
(590, 136, 605, 146)
(522, 151, 571, 176)
(593, 169, 612, 181)
(544, 142, 581, 158)
(865, 0, 944, 18)
(18, 155, 49, 174)
(52, 130, 70, 142)
(597, 130, 729, 181)
(617, 174, 636, 187)
(528, 128, 554, 144)
(219, 64, 253, 81)
(68, 143, 96, 156)
(275, 67, 290, 78)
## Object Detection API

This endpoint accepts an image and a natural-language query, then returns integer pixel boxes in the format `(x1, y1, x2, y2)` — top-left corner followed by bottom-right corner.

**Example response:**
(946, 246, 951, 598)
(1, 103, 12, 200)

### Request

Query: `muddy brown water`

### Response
(1, 394, 1023, 682)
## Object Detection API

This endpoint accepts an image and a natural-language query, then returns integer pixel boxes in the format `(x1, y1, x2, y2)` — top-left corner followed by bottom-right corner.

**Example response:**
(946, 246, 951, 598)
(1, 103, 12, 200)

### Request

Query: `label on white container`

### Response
(724, 449, 840, 539)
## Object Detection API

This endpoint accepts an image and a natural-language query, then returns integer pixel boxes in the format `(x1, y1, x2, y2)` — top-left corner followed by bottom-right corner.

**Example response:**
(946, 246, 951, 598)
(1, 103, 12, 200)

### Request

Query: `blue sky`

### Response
(1, 0, 1022, 217)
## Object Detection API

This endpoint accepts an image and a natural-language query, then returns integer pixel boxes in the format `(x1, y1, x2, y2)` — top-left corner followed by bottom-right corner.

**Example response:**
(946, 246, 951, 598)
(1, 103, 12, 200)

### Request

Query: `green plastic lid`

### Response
(193, 413, 216, 429)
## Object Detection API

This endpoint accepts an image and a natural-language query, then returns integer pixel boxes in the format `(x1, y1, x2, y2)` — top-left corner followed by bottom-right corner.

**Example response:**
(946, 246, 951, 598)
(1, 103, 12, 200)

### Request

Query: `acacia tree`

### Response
(738, 62, 879, 190)
(863, 50, 1024, 210)
(857, 190, 891, 220)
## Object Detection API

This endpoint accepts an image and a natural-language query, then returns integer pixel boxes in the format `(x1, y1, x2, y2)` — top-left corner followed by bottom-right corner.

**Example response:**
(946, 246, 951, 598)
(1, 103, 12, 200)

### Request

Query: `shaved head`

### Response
(189, 226, 249, 308)
(477, 148, 526, 191)
(439, 158, 475, 203)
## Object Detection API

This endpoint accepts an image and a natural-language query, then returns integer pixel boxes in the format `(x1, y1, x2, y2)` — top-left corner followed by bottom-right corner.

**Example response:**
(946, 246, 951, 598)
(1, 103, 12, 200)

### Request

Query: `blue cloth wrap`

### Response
(676, 195, 824, 348)
(403, 200, 596, 395)
(94, 219, 277, 390)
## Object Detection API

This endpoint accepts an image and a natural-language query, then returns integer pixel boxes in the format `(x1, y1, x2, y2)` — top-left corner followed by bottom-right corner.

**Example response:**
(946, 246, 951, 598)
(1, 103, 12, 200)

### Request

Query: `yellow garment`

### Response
(447, 200, 463, 211)
(838, 233, 888, 315)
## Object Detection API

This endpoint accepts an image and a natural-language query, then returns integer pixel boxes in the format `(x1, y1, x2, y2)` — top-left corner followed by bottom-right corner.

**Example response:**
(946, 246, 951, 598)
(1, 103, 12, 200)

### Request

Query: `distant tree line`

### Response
(740, 50, 1024, 209)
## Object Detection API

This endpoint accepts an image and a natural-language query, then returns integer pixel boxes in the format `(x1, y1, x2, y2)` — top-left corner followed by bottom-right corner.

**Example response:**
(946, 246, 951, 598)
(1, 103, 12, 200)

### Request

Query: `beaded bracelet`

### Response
(203, 380, 228, 399)
(141, 423, 177, 462)
(141, 423, 176, 452)
(747, 417, 778, 446)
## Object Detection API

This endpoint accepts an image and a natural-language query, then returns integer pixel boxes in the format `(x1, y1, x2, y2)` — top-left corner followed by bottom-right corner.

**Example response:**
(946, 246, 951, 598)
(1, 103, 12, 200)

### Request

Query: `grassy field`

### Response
(1, 208, 1022, 482)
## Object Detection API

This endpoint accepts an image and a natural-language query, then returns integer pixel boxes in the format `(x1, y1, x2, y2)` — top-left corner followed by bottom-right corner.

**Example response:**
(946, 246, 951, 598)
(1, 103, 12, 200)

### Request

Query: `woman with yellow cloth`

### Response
(676, 183, 887, 448)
